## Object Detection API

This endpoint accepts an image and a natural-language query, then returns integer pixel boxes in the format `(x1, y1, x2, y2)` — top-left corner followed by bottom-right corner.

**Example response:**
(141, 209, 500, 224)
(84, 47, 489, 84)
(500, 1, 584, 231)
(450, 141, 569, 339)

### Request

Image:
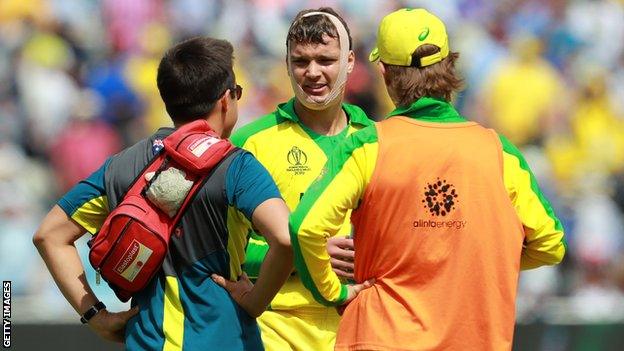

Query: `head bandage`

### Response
(287, 11, 351, 110)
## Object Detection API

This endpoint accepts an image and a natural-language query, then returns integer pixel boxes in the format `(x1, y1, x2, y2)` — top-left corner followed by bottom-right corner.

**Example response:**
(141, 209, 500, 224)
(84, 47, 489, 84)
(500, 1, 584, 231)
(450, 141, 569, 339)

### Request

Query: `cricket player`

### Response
(228, 7, 374, 351)
(291, 8, 566, 350)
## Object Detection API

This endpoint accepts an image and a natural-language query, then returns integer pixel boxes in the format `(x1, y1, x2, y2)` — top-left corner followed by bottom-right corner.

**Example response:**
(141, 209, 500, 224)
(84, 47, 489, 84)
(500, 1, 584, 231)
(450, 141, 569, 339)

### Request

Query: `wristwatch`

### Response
(80, 301, 106, 324)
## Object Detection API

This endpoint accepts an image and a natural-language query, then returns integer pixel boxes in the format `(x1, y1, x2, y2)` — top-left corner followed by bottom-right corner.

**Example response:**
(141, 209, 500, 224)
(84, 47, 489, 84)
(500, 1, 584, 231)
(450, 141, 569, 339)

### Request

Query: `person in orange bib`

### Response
(290, 8, 566, 351)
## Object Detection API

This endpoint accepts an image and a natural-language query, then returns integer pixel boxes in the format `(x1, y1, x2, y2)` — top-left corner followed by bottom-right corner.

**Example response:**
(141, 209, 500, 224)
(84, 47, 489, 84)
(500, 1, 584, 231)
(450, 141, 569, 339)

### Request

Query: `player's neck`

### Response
(174, 115, 226, 137)
(294, 99, 347, 136)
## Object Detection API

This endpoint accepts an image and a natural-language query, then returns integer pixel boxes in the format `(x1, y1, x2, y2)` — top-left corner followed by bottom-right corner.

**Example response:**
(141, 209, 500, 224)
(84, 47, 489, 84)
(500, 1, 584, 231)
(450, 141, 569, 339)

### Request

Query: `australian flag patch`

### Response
(152, 139, 164, 155)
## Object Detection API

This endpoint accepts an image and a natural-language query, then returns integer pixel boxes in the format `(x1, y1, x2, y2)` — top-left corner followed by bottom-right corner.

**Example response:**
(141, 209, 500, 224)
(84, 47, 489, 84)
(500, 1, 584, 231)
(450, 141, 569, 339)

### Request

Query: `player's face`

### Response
(289, 35, 342, 103)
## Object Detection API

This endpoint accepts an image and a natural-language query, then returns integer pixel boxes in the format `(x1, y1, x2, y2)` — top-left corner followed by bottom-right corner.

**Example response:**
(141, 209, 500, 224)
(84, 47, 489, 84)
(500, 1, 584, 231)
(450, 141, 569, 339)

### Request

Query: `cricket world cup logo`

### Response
(286, 146, 311, 175)
(287, 146, 308, 166)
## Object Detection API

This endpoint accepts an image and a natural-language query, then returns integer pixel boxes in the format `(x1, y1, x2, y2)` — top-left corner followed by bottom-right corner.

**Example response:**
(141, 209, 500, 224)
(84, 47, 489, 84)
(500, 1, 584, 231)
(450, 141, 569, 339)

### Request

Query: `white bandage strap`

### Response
(287, 11, 351, 110)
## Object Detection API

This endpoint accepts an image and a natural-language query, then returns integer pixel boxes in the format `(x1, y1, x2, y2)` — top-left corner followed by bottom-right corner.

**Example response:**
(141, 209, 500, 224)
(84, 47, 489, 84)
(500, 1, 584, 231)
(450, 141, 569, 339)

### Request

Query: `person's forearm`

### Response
(245, 243, 292, 317)
(34, 237, 99, 315)
(243, 198, 293, 316)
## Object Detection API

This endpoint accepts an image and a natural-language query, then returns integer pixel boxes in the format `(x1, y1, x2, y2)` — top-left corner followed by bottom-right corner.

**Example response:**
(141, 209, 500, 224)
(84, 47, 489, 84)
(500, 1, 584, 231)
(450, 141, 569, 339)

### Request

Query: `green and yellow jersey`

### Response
(230, 98, 373, 311)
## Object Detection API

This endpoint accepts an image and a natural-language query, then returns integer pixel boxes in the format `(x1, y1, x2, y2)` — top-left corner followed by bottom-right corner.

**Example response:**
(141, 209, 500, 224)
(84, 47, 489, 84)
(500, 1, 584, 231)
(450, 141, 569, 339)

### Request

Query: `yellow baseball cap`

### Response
(369, 8, 449, 67)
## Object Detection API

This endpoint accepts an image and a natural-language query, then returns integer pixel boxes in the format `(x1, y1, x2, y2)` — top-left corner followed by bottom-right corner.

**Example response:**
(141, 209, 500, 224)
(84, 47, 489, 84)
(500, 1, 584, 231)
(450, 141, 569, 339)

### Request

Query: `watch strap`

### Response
(80, 301, 106, 324)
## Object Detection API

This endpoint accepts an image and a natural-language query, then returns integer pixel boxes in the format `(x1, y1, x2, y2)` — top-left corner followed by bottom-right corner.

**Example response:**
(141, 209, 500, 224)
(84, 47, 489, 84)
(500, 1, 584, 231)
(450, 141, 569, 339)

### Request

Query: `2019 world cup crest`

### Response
(287, 146, 311, 175)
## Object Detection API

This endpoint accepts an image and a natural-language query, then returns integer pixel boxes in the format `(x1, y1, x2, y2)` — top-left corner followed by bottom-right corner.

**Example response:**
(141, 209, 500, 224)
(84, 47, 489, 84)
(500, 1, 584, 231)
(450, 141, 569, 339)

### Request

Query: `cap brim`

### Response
(369, 47, 380, 62)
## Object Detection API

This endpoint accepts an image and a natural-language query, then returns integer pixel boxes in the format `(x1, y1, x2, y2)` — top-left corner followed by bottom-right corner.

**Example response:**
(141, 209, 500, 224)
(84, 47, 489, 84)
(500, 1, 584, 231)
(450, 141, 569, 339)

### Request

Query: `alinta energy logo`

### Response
(422, 178, 458, 217)
(287, 146, 311, 175)
(414, 178, 466, 230)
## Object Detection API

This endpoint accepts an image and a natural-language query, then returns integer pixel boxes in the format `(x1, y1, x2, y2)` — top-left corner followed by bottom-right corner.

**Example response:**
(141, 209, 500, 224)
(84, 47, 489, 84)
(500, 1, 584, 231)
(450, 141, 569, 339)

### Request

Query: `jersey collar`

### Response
(276, 98, 372, 127)
(386, 97, 466, 123)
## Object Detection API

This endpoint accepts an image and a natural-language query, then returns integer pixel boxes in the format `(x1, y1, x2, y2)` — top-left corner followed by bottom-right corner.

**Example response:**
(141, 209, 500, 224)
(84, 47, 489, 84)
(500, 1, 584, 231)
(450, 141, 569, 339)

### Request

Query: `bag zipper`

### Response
(93, 219, 134, 272)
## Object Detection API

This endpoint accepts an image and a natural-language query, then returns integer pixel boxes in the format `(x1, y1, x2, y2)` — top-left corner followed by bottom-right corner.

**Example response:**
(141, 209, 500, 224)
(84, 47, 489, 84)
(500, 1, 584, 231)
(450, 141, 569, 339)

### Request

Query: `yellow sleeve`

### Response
(70, 196, 109, 234)
(289, 126, 378, 305)
(57, 160, 111, 235)
(499, 135, 566, 270)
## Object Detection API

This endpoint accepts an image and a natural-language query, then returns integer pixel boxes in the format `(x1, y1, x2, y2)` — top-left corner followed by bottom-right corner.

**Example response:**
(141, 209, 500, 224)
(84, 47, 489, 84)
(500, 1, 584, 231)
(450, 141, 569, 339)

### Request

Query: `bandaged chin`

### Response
(287, 11, 350, 110)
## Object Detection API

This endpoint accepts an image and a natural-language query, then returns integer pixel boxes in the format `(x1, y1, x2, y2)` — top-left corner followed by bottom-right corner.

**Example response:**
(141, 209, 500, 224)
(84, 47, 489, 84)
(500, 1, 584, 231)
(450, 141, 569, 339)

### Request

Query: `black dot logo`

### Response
(421, 178, 459, 216)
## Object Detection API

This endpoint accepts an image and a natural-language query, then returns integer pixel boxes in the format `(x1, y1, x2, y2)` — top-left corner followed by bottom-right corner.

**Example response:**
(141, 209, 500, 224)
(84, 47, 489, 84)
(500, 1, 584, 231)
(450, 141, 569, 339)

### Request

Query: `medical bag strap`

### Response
(169, 147, 243, 227)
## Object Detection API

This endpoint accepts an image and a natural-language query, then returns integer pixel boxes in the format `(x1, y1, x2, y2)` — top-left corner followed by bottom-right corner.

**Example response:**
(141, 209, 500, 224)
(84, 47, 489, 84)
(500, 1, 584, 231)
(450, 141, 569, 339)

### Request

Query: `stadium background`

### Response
(1, 0, 624, 350)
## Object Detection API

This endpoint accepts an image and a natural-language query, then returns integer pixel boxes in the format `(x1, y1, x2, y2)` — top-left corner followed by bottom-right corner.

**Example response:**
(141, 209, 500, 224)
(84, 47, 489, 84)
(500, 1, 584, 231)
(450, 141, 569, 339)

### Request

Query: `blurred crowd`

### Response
(1, 0, 624, 324)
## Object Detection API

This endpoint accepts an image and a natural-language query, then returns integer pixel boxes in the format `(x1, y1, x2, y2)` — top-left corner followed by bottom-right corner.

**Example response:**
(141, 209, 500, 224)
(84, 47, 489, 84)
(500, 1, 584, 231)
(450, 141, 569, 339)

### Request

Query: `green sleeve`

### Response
(242, 232, 268, 279)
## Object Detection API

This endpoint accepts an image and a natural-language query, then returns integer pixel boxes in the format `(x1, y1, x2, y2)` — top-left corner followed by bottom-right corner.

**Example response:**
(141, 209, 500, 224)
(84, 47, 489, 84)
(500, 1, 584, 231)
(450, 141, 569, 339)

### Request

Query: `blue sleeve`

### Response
(57, 158, 110, 216)
(225, 151, 281, 220)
